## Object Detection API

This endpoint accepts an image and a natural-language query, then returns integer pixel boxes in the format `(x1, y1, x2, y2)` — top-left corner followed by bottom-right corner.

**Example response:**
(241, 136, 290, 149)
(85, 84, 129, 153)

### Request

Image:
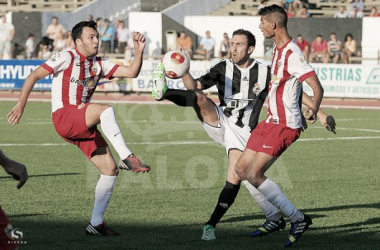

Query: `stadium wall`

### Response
(129, 12, 163, 57)
(162, 0, 231, 25)
(12, 12, 42, 58)
(362, 18, 380, 65)
(141, 0, 181, 12)
(184, 15, 265, 59)
(41, 0, 140, 34)
(161, 14, 199, 55)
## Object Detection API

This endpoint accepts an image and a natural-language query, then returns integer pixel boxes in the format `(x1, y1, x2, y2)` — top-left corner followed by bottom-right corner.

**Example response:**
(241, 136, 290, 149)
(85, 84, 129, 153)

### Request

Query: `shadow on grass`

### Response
(0, 173, 81, 179)
(8, 213, 380, 250)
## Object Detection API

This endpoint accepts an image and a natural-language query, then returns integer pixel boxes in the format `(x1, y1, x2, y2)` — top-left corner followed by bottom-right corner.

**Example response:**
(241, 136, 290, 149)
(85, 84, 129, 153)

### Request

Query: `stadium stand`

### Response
(0, 0, 93, 13)
(211, 0, 380, 17)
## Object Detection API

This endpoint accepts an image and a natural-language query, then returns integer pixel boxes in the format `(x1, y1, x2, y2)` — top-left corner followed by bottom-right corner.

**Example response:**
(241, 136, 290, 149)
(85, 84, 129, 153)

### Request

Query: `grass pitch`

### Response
(0, 101, 379, 250)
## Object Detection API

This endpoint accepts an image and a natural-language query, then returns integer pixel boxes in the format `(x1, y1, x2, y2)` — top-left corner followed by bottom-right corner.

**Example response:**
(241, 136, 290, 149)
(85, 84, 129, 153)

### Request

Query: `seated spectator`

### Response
(45, 16, 66, 42)
(350, 0, 364, 13)
(195, 30, 215, 60)
(369, 6, 380, 17)
(296, 34, 309, 59)
(309, 34, 328, 63)
(25, 33, 35, 59)
(117, 21, 131, 54)
(257, 0, 270, 14)
(53, 31, 67, 52)
(296, 7, 310, 18)
(219, 32, 230, 59)
(342, 33, 357, 64)
(327, 32, 342, 63)
(349, 6, 364, 18)
(334, 6, 349, 18)
(177, 31, 193, 59)
(38, 41, 52, 60)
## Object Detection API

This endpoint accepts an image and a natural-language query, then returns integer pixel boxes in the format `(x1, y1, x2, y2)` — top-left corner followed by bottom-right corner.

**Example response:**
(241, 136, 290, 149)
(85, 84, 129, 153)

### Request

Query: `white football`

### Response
(162, 50, 190, 79)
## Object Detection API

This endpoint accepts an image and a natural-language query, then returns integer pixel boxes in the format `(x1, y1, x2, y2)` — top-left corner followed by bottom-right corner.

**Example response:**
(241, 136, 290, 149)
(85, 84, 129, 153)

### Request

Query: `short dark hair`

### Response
(72, 21, 98, 45)
(232, 29, 256, 48)
(345, 33, 353, 41)
(258, 4, 288, 28)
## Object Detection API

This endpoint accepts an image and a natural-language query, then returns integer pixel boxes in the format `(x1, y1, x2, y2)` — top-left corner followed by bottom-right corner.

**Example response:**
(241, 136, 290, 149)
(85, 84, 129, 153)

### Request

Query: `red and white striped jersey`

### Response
(266, 39, 316, 129)
(42, 49, 119, 112)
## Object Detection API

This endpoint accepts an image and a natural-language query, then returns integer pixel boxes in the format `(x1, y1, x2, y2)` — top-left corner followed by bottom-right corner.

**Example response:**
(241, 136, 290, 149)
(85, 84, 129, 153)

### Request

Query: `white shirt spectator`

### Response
(117, 27, 131, 43)
(334, 6, 349, 18)
(25, 37, 34, 58)
(200, 37, 216, 52)
(0, 20, 15, 42)
(334, 11, 349, 18)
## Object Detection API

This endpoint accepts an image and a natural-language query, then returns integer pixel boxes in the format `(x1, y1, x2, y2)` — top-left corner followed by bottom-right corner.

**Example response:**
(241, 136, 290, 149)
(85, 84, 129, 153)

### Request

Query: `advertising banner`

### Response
(1, 60, 379, 98)
(305, 63, 380, 98)
(0, 60, 52, 90)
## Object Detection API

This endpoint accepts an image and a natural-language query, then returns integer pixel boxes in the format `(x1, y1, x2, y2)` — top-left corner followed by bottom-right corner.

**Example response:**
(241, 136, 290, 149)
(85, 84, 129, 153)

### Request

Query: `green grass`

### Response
(0, 101, 379, 250)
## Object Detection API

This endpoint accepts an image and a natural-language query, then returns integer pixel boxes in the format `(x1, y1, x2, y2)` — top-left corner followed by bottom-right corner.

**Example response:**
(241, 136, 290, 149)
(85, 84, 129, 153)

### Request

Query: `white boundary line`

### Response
(1, 136, 380, 147)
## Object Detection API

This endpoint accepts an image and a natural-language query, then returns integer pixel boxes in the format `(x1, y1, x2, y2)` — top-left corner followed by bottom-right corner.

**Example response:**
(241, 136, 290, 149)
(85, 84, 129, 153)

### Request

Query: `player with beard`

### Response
(7, 21, 150, 236)
(152, 29, 335, 241)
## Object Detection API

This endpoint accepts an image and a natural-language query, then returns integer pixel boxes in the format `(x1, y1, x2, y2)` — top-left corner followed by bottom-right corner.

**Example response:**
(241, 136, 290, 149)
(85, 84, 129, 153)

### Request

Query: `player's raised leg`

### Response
(86, 103, 150, 173)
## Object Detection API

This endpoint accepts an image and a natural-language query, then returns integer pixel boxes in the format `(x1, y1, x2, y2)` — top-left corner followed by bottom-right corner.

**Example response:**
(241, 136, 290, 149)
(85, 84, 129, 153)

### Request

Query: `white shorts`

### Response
(0, 41, 11, 55)
(202, 105, 251, 156)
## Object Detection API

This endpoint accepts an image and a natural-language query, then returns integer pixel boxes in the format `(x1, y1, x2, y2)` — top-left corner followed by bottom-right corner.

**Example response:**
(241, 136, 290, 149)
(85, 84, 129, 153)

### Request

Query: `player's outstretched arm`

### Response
(113, 32, 145, 78)
(303, 76, 324, 123)
(7, 66, 50, 125)
(0, 149, 28, 189)
(182, 72, 203, 91)
(177, 46, 203, 91)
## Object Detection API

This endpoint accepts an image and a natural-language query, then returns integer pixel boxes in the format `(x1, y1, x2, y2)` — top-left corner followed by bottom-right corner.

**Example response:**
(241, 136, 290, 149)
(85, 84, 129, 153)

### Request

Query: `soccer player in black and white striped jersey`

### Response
(152, 29, 336, 241)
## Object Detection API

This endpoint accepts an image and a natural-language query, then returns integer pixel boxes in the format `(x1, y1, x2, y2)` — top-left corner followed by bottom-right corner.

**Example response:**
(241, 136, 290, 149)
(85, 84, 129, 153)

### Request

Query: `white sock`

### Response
(100, 107, 132, 160)
(90, 174, 117, 226)
(243, 180, 280, 221)
(257, 178, 303, 223)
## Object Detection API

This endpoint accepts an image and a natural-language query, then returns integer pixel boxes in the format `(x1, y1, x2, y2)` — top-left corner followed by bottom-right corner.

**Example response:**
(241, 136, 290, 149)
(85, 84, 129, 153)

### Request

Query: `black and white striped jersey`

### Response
(197, 59, 271, 132)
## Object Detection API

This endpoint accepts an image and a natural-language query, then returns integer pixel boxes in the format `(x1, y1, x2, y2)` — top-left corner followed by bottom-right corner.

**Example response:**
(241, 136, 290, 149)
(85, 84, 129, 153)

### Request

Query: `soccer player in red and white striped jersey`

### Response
(7, 21, 149, 235)
(235, 5, 324, 247)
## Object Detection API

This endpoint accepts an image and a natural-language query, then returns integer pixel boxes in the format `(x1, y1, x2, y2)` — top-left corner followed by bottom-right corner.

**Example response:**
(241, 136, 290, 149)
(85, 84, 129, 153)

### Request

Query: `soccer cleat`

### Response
(284, 214, 313, 248)
(201, 224, 216, 241)
(119, 154, 150, 173)
(152, 62, 168, 100)
(249, 216, 286, 237)
(86, 222, 119, 236)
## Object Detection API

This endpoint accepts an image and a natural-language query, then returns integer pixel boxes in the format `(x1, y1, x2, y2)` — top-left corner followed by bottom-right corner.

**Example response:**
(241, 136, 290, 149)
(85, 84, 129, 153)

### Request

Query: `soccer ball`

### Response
(162, 50, 190, 79)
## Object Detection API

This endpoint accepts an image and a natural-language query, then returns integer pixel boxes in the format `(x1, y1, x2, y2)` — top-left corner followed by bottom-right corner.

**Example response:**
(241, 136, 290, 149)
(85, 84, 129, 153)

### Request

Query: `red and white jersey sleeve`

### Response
(42, 49, 120, 113)
(267, 40, 316, 129)
(99, 58, 119, 79)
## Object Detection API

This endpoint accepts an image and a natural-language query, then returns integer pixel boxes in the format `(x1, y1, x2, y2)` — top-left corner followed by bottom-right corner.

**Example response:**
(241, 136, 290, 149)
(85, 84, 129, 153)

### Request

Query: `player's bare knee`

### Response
(102, 166, 118, 176)
(234, 163, 246, 180)
(246, 170, 262, 188)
